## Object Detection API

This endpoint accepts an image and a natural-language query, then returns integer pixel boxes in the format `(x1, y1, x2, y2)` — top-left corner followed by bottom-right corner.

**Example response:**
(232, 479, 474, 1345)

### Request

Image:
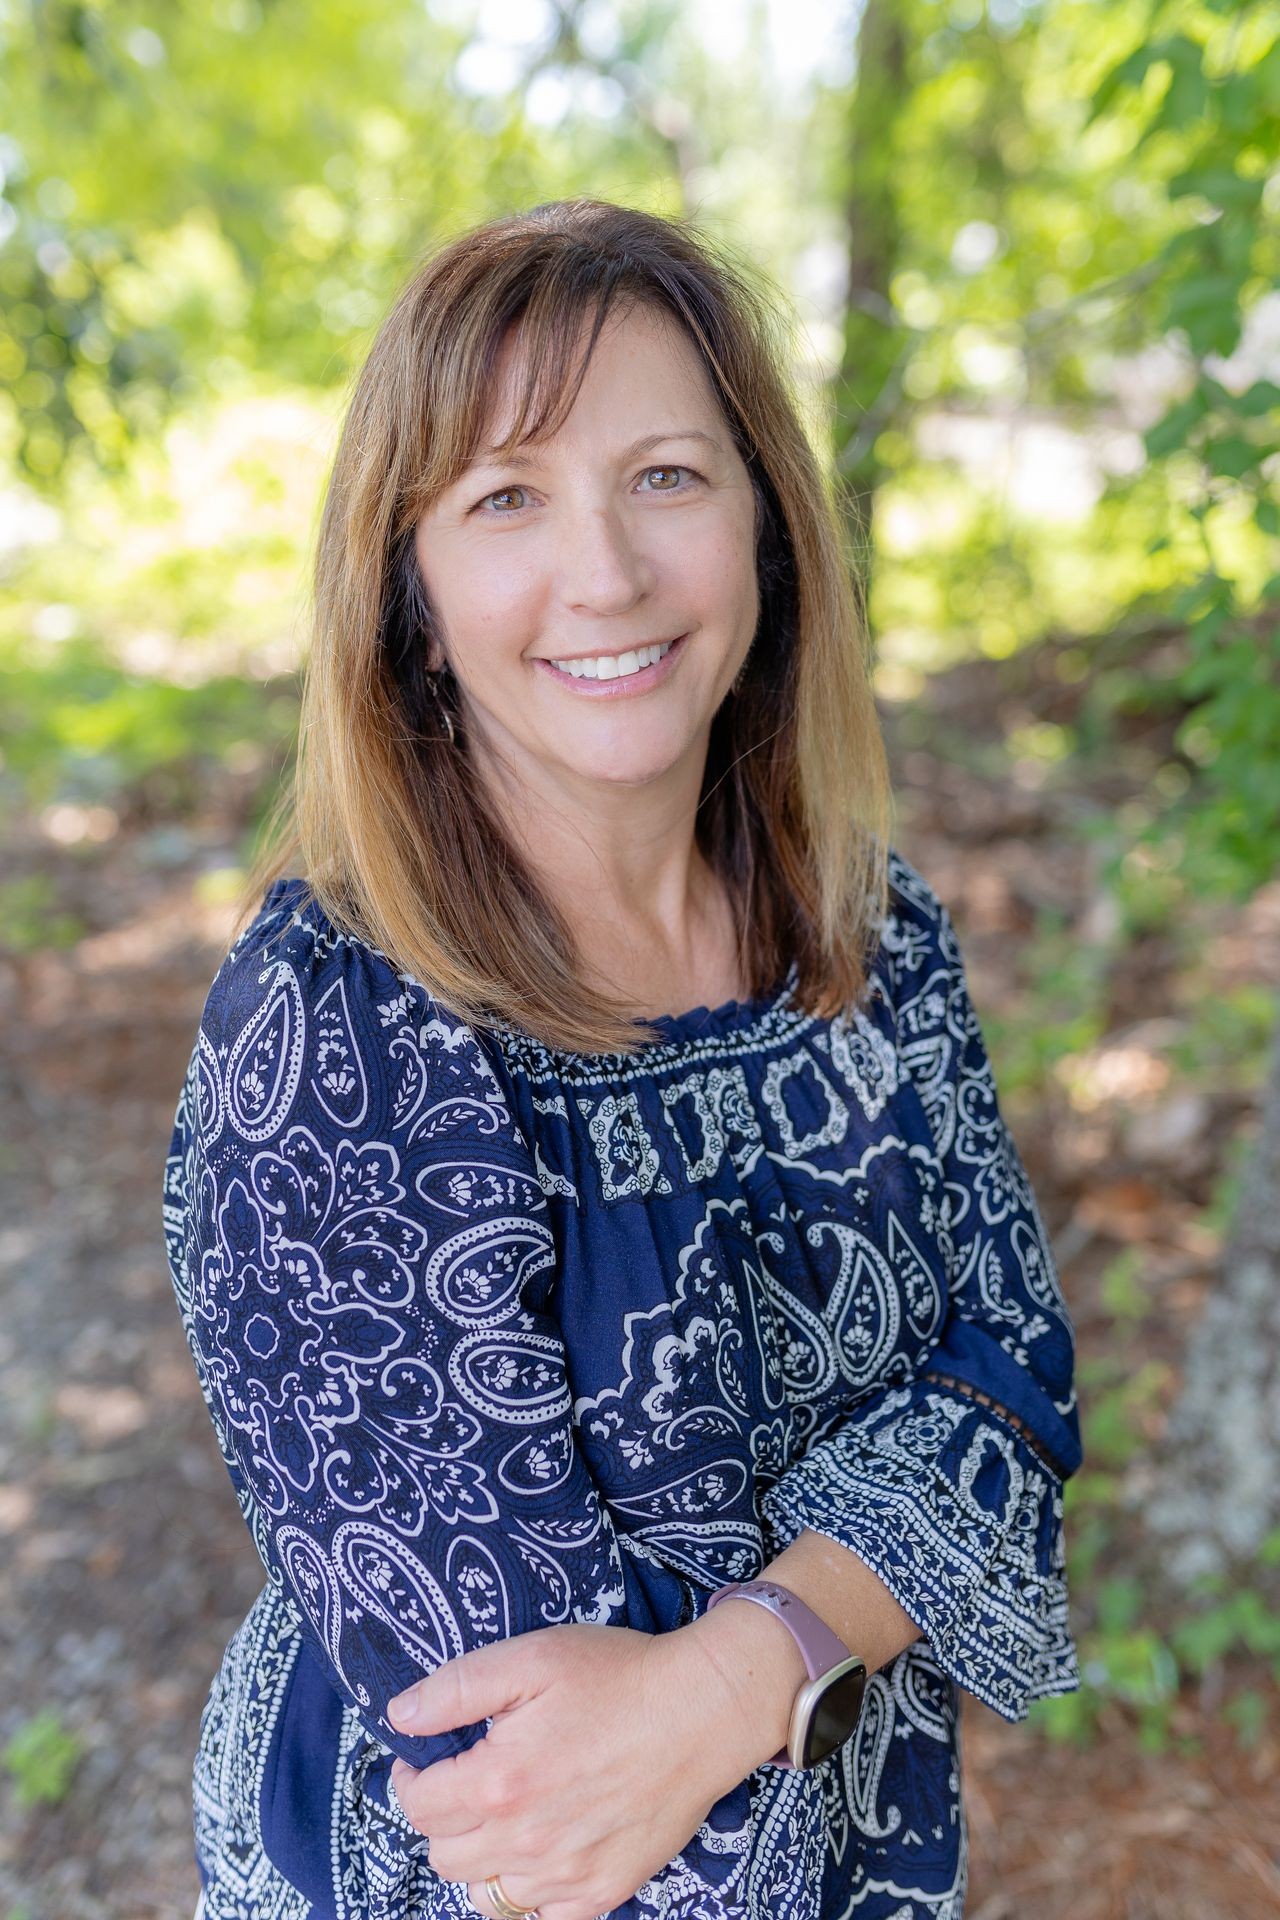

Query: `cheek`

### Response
(417, 518, 532, 617)
(707, 536, 759, 633)
(438, 564, 539, 667)
(691, 512, 757, 612)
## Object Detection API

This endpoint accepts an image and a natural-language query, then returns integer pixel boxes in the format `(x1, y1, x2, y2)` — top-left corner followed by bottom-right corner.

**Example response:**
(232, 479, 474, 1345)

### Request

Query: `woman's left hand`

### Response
(387, 1621, 752, 1920)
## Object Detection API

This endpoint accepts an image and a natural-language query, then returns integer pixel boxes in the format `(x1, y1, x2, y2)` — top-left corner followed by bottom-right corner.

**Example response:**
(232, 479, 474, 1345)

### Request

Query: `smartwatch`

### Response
(705, 1578, 868, 1769)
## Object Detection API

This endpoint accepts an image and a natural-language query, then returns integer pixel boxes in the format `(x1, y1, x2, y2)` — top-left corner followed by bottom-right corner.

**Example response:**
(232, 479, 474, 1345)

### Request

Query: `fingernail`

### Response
(388, 1686, 419, 1724)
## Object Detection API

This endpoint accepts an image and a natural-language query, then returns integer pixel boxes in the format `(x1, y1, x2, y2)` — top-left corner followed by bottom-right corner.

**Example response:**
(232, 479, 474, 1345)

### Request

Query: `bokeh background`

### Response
(2, 2, 1279, 1915)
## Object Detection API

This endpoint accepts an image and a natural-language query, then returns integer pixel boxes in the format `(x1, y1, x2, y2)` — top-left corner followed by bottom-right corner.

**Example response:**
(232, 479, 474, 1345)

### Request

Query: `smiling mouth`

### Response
(541, 638, 679, 680)
(533, 632, 690, 692)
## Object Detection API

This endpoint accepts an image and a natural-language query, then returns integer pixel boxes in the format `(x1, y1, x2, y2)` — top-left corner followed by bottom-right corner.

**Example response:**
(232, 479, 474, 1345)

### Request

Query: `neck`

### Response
(466, 715, 722, 974)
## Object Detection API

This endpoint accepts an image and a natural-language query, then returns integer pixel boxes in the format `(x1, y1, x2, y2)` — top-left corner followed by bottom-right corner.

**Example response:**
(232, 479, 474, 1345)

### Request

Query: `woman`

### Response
(164, 198, 1082, 1920)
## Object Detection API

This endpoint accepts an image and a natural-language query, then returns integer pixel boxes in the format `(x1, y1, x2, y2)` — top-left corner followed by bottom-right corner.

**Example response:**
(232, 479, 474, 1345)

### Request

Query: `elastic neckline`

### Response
(259, 878, 800, 1059)
(644, 960, 799, 1043)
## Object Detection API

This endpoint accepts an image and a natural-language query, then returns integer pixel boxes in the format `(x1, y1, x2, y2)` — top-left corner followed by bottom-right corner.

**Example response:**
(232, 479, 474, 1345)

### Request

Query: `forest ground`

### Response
(2, 646, 1278, 1919)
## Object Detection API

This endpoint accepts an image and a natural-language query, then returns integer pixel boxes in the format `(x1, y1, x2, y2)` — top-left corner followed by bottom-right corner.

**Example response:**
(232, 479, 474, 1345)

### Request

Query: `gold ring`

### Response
(484, 1872, 539, 1918)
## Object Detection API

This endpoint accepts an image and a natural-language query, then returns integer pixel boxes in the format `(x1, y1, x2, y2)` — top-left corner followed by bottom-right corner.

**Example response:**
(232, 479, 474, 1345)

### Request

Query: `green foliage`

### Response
(859, 0, 1280, 941)
(1171, 1581, 1280, 1670)
(1222, 1687, 1270, 1747)
(1085, 1, 1280, 901)
(1076, 1353, 1169, 1473)
(1045, 1354, 1280, 1757)
(1098, 1248, 1146, 1322)
(990, 901, 1113, 1099)
(0, 626, 293, 814)
(0, 874, 85, 957)
(0, 0, 596, 486)
(1167, 983, 1277, 1095)
(1, 1710, 84, 1809)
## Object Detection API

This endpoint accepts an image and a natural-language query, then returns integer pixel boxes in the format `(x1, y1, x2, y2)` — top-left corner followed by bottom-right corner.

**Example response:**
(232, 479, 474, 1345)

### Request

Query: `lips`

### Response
(533, 631, 690, 697)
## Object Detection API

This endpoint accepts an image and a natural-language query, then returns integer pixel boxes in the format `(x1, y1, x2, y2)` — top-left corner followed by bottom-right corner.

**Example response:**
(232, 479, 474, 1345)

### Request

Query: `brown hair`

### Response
(235, 196, 893, 1056)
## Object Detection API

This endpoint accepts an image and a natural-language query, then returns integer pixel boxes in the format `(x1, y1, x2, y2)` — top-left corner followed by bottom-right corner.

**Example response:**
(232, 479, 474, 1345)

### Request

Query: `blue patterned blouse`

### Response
(162, 846, 1082, 1920)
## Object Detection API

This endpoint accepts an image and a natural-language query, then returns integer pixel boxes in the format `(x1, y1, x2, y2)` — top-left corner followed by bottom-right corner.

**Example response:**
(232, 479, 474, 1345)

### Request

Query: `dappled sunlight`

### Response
(52, 1384, 149, 1447)
(39, 803, 120, 845)
(1059, 1027, 1178, 1112)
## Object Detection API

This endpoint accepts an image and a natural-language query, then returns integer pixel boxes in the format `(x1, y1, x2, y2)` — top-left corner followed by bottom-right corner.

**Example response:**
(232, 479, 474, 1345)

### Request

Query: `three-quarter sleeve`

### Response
(758, 857, 1083, 1724)
(166, 901, 647, 1791)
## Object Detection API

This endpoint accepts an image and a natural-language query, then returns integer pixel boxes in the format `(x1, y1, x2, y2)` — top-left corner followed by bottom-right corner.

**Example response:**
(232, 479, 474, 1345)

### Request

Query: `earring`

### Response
(428, 665, 457, 747)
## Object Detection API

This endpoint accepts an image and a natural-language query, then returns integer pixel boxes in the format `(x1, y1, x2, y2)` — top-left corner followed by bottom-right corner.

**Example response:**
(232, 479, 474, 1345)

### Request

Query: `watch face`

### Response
(802, 1658, 867, 1766)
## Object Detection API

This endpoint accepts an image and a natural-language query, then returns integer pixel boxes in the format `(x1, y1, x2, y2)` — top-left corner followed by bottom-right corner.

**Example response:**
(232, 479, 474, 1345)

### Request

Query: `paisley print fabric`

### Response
(161, 847, 1082, 1920)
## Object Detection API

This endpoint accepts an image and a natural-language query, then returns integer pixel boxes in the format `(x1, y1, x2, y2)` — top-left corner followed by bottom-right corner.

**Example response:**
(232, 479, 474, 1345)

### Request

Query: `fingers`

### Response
(387, 1657, 465, 1735)
(390, 1751, 488, 1840)
(392, 1741, 545, 1849)
(466, 1872, 547, 1919)
(389, 1636, 539, 1737)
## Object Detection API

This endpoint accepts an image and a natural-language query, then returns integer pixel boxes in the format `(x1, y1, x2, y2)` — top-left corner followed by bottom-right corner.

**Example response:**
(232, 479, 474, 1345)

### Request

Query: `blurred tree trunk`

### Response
(1139, 1005, 1280, 1605)
(833, 0, 910, 625)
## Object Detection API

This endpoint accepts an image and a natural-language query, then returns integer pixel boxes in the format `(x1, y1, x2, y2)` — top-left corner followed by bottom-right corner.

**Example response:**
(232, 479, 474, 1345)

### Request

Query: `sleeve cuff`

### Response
(757, 1379, 1081, 1725)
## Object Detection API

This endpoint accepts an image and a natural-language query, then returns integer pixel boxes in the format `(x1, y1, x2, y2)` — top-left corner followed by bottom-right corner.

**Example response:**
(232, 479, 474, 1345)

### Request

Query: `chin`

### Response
(558, 741, 690, 788)
(543, 725, 688, 782)
(569, 767, 683, 793)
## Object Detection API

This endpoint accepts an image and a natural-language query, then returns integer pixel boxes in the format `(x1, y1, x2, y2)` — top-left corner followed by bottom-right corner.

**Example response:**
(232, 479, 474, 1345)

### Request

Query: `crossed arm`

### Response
(388, 1368, 1037, 1802)
(683, 1370, 1065, 1764)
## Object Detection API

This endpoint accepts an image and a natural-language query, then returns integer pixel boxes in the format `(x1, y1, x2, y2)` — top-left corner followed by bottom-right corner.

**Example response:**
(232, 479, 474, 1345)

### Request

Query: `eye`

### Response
(473, 485, 530, 514)
(639, 465, 697, 493)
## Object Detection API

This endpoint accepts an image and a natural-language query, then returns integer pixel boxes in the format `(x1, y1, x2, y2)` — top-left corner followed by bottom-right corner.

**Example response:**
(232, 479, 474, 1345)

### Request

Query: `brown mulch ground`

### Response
(1, 656, 1277, 1917)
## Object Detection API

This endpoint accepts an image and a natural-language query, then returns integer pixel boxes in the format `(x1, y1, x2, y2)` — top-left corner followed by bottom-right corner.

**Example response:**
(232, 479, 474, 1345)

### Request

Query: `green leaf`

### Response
(1167, 276, 1248, 325)
(0, 1711, 83, 1808)
(1168, 168, 1263, 211)
(1161, 34, 1206, 74)
(1223, 1690, 1268, 1749)
(1205, 436, 1262, 480)
(1098, 1576, 1144, 1634)
(1189, 605, 1231, 649)
(1086, 45, 1164, 126)
(1233, 382, 1280, 418)
(1147, 38, 1213, 135)
(1144, 393, 1207, 459)
(1171, 1606, 1238, 1671)
(1186, 309, 1245, 358)
(1221, 73, 1267, 134)
(1259, 42, 1280, 111)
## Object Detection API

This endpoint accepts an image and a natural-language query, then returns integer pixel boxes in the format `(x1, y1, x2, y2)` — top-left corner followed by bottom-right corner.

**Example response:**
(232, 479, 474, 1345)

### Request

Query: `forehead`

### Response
(474, 300, 719, 453)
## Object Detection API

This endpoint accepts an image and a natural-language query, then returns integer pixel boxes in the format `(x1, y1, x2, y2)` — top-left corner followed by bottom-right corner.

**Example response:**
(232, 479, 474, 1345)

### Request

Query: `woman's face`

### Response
(413, 300, 759, 810)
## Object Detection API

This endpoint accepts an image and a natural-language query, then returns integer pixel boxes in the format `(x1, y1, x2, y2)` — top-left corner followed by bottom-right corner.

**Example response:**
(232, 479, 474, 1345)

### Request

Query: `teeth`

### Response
(550, 639, 675, 679)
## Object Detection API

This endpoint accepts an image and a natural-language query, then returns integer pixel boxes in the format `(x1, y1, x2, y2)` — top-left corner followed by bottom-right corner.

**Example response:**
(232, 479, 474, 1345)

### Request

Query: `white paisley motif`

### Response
(227, 957, 307, 1141)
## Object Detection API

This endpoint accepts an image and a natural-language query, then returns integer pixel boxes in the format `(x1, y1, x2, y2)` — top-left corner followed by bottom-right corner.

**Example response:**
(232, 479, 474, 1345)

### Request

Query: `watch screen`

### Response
(804, 1662, 866, 1766)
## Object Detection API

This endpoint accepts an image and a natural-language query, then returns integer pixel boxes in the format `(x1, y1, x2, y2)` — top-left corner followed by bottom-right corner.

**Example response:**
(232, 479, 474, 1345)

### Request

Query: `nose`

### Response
(557, 500, 652, 617)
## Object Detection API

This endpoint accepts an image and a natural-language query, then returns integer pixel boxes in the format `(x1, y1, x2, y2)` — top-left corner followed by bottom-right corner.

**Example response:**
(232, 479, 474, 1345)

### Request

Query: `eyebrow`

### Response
(470, 428, 724, 466)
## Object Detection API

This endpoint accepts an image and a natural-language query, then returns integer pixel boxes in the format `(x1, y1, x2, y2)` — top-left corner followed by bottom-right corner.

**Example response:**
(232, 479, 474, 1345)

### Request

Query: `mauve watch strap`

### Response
(704, 1578, 852, 1765)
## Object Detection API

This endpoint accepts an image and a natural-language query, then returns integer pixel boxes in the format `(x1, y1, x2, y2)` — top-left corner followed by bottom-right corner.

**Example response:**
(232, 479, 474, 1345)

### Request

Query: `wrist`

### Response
(670, 1592, 810, 1782)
